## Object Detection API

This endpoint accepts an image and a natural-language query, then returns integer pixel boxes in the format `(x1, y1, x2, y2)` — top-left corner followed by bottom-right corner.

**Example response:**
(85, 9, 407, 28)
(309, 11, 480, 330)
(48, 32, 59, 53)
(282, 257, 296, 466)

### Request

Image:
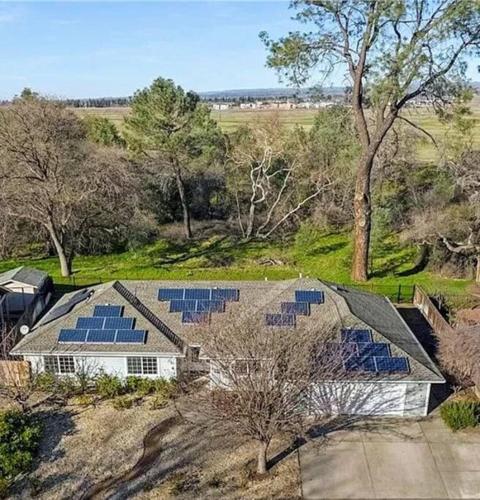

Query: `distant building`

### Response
(211, 103, 230, 111)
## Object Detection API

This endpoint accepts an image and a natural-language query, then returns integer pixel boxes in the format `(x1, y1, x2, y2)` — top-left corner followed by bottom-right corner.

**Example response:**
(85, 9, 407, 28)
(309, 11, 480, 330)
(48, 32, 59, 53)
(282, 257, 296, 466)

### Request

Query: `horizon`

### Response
(0, 1, 478, 100)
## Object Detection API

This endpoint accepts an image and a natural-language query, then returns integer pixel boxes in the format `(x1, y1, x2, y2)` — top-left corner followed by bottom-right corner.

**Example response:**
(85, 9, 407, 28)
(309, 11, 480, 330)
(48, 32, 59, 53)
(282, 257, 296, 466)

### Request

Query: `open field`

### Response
(73, 96, 480, 162)
(0, 230, 473, 298)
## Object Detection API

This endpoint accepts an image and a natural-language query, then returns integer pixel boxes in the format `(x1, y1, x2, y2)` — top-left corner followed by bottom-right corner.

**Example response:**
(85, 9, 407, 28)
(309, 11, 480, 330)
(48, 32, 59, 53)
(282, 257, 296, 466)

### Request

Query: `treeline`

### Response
(0, 80, 478, 282)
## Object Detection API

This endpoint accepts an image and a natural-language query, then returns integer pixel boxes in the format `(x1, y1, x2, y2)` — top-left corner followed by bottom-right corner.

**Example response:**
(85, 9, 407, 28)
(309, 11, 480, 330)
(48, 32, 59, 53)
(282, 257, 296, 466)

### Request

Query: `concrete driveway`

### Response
(300, 415, 480, 499)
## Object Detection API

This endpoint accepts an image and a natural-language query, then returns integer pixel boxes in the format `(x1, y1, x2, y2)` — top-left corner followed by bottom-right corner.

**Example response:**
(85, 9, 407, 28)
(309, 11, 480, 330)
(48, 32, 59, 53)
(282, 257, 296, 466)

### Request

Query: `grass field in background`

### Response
(0, 232, 471, 298)
(73, 97, 480, 163)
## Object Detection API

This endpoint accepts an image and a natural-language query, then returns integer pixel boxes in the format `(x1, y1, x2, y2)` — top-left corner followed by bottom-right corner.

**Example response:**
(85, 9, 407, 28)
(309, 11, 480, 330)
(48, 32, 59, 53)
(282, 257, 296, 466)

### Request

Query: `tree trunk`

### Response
(245, 203, 256, 240)
(351, 155, 374, 281)
(174, 169, 192, 239)
(47, 225, 72, 277)
(257, 440, 268, 475)
(476, 256, 480, 284)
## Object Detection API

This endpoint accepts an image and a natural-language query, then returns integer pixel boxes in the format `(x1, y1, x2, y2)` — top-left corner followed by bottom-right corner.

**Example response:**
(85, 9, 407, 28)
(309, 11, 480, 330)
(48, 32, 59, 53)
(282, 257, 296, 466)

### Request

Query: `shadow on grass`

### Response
(151, 236, 249, 268)
(301, 241, 348, 257)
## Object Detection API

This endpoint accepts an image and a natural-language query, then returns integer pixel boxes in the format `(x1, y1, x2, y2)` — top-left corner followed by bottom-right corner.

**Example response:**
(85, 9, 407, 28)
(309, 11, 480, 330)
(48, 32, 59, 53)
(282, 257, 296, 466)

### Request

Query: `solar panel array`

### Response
(158, 287, 239, 324)
(334, 328, 410, 374)
(265, 289, 324, 328)
(58, 304, 146, 344)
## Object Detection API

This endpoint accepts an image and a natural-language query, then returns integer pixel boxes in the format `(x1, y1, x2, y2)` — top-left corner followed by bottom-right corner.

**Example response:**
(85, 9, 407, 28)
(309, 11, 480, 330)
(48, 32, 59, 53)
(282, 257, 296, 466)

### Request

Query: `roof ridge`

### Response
(113, 281, 184, 352)
(323, 281, 443, 382)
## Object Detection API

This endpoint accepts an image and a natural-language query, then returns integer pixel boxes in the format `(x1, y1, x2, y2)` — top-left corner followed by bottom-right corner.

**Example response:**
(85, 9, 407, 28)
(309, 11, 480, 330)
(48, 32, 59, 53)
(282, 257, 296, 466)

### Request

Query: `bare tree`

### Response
(182, 313, 396, 475)
(227, 116, 333, 240)
(438, 325, 480, 397)
(262, 0, 480, 281)
(0, 95, 138, 277)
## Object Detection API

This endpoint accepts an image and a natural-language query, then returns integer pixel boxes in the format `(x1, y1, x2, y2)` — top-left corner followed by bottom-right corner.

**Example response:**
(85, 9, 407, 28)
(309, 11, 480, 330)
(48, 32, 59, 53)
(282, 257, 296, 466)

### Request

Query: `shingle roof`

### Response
(11, 281, 182, 356)
(0, 267, 49, 288)
(11, 277, 445, 383)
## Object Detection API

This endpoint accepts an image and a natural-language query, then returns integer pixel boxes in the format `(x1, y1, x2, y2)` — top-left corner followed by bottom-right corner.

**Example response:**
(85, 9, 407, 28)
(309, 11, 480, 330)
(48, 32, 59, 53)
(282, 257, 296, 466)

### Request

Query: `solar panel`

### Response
(93, 305, 123, 317)
(265, 313, 296, 327)
(76, 317, 105, 329)
(158, 288, 185, 301)
(170, 300, 197, 312)
(295, 290, 324, 304)
(184, 288, 211, 300)
(45, 288, 91, 324)
(196, 300, 225, 313)
(86, 329, 116, 343)
(58, 329, 87, 343)
(211, 288, 239, 302)
(116, 329, 146, 343)
(375, 356, 409, 373)
(104, 317, 134, 330)
(341, 329, 372, 343)
(182, 311, 210, 324)
(357, 342, 390, 357)
(281, 301, 310, 315)
(344, 356, 377, 372)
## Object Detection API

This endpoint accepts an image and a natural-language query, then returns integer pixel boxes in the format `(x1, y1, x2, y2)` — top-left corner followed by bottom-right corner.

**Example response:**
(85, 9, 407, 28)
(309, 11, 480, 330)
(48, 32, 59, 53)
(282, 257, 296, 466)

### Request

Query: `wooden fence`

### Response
(413, 285, 455, 336)
(0, 360, 30, 386)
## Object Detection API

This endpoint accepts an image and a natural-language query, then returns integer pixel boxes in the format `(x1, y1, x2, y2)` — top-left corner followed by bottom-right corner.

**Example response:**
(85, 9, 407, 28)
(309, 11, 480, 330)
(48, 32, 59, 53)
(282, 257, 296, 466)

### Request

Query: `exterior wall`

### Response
(23, 354, 178, 380)
(209, 362, 431, 417)
(404, 383, 430, 417)
(310, 382, 431, 417)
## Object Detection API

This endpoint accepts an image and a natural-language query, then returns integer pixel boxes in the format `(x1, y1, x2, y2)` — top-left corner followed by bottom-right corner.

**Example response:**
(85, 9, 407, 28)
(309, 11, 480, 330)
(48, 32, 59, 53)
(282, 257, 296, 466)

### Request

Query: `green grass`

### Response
(0, 232, 471, 298)
(73, 100, 480, 163)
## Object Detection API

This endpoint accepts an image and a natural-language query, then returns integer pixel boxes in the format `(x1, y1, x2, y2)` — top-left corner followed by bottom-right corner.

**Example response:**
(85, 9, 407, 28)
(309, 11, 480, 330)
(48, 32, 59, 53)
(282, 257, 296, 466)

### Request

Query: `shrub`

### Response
(440, 400, 480, 431)
(70, 394, 95, 407)
(95, 374, 123, 399)
(149, 395, 168, 410)
(0, 410, 42, 494)
(111, 395, 136, 410)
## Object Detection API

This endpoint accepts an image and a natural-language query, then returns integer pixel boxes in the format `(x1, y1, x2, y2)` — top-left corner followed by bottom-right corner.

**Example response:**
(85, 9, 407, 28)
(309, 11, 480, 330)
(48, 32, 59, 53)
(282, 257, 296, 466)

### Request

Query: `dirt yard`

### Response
(9, 397, 300, 499)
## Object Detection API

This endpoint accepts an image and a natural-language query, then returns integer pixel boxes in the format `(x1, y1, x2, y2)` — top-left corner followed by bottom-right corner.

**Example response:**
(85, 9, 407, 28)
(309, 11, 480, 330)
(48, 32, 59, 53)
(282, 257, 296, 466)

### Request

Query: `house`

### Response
(0, 267, 52, 324)
(10, 278, 444, 416)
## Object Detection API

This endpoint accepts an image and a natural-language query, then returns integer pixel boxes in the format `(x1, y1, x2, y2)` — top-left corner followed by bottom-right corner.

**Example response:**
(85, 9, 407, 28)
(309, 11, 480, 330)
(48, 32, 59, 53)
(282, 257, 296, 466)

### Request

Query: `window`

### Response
(127, 357, 158, 375)
(43, 355, 75, 374)
(44, 356, 58, 374)
(190, 346, 200, 362)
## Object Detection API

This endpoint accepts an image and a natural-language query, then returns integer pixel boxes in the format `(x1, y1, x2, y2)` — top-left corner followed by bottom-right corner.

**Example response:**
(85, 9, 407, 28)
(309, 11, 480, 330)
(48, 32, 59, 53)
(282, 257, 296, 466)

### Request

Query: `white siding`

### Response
(310, 382, 431, 417)
(24, 354, 178, 380)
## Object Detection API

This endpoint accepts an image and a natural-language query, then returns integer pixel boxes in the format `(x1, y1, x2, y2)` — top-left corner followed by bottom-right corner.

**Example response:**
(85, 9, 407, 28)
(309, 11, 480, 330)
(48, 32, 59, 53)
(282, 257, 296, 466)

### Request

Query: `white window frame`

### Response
(126, 357, 158, 376)
(43, 355, 76, 375)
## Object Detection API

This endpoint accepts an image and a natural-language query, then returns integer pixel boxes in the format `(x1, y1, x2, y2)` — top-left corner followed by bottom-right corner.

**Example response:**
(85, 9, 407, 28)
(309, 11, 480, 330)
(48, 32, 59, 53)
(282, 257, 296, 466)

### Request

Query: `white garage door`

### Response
(310, 382, 407, 416)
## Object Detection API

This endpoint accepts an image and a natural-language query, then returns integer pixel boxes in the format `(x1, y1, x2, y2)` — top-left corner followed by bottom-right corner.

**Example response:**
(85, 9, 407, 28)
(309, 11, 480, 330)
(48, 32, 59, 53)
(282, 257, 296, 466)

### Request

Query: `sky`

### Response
(0, 1, 478, 100)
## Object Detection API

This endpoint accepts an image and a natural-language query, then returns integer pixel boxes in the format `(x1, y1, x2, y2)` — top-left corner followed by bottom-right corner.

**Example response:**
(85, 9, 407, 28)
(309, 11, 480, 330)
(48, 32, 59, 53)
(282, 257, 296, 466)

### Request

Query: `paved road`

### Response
(300, 415, 480, 499)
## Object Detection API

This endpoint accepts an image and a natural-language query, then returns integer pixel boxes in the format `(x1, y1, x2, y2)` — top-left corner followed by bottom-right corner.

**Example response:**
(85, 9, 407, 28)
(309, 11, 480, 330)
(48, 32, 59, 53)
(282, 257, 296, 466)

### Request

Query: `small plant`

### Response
(440, 400, 480, 431)
(95, 373, 123, 399)
(167, 471, 200, 496)
(70, 394, 95, 407)
(111, 395, 137, 410)
(149, 395, 167, 410)
(0, 410, 42, 495)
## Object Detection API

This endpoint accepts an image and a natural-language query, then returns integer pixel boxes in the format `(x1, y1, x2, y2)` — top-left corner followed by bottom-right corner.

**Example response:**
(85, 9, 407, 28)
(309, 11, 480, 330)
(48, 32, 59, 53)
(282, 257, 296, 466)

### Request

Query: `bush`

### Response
(70, 394, 95, 407)
(0, 410, 42, 494)
(111, 395, 136, 410)
(125, 376, 176, 398)
(440, 400, 480, 431)
(95, 374, 123, 399)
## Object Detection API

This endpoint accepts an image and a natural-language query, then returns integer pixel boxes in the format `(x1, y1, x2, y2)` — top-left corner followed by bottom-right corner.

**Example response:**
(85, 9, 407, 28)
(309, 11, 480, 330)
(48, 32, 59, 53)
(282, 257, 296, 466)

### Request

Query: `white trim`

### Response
(17, 350, 184, 358)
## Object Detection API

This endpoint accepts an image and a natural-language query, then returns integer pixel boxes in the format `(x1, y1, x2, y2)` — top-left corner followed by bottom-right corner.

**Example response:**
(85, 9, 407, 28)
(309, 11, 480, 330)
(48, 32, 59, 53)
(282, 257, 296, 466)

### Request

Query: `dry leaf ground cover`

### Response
(7, 397, 300, 499)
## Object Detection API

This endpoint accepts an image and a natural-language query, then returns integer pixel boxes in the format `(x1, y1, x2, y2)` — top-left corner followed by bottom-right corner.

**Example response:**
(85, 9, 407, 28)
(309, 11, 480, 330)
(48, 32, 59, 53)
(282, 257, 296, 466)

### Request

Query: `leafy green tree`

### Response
(124, 77, 224, 239)
(84, 115, 126, 147)
(262, 0, 480, 281)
